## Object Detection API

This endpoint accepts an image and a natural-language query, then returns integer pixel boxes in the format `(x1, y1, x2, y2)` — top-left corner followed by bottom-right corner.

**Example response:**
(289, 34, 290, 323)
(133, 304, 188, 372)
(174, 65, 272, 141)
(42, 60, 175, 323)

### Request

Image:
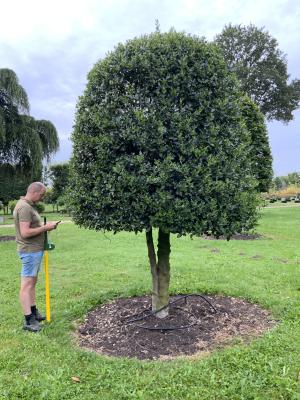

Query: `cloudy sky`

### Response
(1, 0, 299, 176)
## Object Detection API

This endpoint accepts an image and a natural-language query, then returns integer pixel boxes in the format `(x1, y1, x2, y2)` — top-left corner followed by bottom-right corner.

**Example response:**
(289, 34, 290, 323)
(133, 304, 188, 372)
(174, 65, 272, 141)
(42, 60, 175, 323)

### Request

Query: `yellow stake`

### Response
(44, 250, 51, 322)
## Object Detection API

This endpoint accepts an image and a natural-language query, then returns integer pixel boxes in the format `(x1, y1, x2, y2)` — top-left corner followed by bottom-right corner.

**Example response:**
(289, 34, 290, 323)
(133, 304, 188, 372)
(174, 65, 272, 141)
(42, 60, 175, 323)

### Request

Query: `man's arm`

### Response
(19, 221, 58, 239)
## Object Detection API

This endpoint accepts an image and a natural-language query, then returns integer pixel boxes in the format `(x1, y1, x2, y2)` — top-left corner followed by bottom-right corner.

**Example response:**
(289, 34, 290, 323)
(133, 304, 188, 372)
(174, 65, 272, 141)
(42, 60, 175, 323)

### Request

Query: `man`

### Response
(13, 182, 59, 332)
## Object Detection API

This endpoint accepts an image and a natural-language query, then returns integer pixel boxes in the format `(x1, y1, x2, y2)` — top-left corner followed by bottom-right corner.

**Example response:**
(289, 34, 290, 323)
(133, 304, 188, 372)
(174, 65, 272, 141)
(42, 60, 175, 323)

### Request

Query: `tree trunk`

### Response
(146, 227, 171, 318)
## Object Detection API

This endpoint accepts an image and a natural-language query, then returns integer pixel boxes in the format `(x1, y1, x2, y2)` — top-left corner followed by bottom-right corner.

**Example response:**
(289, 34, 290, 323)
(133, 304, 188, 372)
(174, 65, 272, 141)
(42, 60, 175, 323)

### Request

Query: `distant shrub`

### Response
(277, 185, 300, 197)
(265, 184, 300, 200)
(8, 200, 45, 214)
(34, 203, 45, 213)
(8, 200, 18, 214)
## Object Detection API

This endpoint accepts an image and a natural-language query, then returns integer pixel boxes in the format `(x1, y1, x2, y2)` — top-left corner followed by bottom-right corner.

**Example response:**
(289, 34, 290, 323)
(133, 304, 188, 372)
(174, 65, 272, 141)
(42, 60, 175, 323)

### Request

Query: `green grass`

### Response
(0, 208, 300, 399)
(0, 203, 71, 226)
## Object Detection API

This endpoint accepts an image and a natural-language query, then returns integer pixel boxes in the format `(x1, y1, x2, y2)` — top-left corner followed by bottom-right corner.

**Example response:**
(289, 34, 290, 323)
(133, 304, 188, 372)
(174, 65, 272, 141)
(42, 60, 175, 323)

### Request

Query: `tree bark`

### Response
(146, 227, 171, 318)
(146, 227, 157, 273)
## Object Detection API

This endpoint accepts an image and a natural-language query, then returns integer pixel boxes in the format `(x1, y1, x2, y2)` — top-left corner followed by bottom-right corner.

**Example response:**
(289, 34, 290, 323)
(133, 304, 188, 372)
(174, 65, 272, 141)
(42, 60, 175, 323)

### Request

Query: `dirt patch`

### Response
(210, 248, 221, 253)
(76, 295, 277, 360)
(203, 233, 262, 240)
(272, 257, 289, 264)
(0, 235, 15, 242)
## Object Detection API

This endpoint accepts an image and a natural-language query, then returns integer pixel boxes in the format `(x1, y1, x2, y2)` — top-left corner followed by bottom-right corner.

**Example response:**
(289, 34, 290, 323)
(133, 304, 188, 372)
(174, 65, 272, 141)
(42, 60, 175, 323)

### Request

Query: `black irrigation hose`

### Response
(132, 306, 198, 331)
(123, 294, 217, 331)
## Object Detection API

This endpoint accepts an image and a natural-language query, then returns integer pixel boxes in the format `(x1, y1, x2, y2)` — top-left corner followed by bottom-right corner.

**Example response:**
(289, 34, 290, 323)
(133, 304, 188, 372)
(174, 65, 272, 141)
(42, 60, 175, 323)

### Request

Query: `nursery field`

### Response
(0, 207, 300, 399)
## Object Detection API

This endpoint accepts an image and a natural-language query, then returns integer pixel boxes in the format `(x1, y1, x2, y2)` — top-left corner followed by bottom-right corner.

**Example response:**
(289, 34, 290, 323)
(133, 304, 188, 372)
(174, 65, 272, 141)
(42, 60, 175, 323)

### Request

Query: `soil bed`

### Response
(203, 233, 262, 240)
(77, 295, 277, 360)
(0, 235, 15, 242)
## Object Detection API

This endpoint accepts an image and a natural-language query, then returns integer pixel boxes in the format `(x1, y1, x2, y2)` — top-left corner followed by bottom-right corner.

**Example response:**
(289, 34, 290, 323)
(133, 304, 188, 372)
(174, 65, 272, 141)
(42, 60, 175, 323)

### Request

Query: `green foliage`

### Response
(50, 163, 70, 203)
(36, 120, 60, 162)
(272, 172, 300, 191)
(215, 24, 300, 122)
(43, 187, 54, 204)
(0, 163, 39, 205)
(8, 199, 17, 214)
(70, 31, 262, 238)
(42, 165, 53, 187)
(0, 68, 29, 113)
(34, 202, 45, 214)
(240, 96, 272, 192)
(273, 176, 287, 191)
(7, 198, 44, 214)
(286, 172, 300, 186)
(0, 113, 58, 175)
(0, 68, 59, 203)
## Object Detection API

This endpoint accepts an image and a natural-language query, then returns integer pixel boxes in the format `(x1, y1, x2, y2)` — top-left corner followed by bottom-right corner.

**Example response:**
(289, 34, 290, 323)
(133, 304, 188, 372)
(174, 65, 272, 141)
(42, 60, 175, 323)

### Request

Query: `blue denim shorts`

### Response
(19, 251, 44, 277)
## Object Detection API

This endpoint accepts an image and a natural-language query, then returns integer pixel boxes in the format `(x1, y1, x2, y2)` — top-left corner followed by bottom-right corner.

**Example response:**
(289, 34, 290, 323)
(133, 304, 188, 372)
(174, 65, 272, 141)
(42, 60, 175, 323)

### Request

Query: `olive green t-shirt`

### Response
(13, 198, 44, 253)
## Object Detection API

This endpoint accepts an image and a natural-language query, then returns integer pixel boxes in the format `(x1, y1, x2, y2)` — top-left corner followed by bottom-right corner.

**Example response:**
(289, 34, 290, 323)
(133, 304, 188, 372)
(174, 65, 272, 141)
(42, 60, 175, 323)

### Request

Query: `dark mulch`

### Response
(203, 233, 262, 240)
(0, 235, 15, 242)
(77, 295, 277, 360)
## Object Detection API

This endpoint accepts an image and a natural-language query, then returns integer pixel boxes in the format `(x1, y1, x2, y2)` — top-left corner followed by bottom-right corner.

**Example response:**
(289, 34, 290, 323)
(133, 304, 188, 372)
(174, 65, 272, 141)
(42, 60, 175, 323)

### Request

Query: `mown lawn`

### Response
(0, 203, 71, 225)
(0, 207, 300, 400)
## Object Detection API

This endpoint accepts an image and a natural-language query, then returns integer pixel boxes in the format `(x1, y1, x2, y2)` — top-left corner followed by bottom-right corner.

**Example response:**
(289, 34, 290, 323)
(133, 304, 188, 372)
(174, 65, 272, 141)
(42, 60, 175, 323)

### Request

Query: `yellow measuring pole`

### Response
(44, 250, 51, 322)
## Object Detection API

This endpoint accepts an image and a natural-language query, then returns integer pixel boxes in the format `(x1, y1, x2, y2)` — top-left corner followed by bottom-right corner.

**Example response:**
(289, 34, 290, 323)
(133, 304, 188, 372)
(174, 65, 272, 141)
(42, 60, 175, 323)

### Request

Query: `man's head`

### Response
(26, 182, 46, 204)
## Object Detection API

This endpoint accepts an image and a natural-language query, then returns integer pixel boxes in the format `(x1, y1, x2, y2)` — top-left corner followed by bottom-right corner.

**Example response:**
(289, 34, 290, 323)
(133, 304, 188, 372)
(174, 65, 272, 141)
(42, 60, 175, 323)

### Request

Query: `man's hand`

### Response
(44, 222, 58, 231)
(20, 221, 59, 238)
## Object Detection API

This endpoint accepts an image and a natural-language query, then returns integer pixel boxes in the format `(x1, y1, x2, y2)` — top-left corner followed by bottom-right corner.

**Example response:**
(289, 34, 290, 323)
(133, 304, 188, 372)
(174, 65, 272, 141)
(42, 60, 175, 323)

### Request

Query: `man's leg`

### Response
(29, 276, 46, 321)
(20, 277, 37, 315)
(19, 252, 43, 331)
(30, 276, 37, 311)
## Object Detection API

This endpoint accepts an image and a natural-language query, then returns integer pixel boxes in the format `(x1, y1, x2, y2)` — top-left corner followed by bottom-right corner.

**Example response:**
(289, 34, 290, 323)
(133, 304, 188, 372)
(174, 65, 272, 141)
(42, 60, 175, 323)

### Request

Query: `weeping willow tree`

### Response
(0, 68, 59, 204)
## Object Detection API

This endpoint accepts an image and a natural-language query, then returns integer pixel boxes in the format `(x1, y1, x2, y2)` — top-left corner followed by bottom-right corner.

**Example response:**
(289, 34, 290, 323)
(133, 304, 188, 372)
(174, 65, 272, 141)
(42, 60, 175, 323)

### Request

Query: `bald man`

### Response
(13, 182, 59, 332)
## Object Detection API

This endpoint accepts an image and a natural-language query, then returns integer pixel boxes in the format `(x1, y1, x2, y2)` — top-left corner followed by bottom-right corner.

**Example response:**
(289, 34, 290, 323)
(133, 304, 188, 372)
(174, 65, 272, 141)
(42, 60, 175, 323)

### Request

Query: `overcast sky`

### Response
(1, 0, 299, 176)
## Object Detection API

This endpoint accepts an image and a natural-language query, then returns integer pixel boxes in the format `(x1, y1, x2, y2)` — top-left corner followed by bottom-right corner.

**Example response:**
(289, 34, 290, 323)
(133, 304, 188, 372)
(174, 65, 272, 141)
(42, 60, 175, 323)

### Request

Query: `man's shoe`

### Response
(23, 315, 41, 332)
(34, 310, 46, 322)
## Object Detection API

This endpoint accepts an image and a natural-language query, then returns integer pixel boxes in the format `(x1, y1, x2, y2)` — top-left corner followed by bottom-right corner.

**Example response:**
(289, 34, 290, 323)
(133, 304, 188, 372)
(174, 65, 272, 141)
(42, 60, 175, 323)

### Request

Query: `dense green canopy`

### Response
(70, 31, 269, 238)
(240, 96, 272, 192)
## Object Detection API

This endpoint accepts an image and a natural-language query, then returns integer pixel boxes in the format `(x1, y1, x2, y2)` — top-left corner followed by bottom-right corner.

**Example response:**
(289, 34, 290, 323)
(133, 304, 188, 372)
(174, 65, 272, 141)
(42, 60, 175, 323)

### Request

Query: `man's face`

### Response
(32, 188, 46, 203)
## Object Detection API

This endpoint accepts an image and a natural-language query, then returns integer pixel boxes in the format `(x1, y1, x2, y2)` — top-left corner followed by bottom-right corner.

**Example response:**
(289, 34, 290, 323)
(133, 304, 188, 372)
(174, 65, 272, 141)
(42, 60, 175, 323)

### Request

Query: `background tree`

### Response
(0, 68, 59, 204)
(273, 176, 286, 191)
(240, 96, 272, 192)
(42, 165, 52, 187)
(0, 68, 29, 148)
(49, 163, 70, 205)
(70, 31, 270, 317)
(215, 24, 300, 122)
(0, 68, 29, 115)
(43, 187, 54, 204)
(271, 172, 300, 191)
(287, 172, 300, 186)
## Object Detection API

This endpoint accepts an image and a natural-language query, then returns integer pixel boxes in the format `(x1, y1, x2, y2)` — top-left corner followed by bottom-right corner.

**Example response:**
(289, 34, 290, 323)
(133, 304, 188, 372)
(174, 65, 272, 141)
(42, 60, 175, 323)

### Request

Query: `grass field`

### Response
(0, 203, 70, 226)
(0, 207, 300, 399)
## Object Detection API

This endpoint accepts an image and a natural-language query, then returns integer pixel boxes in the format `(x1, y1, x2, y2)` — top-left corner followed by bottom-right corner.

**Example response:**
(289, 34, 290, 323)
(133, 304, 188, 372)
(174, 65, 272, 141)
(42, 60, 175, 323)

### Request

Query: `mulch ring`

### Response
(0, 235, 15, 242)
(203, 233, 262, 240)
(76, 295, 277, 360)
